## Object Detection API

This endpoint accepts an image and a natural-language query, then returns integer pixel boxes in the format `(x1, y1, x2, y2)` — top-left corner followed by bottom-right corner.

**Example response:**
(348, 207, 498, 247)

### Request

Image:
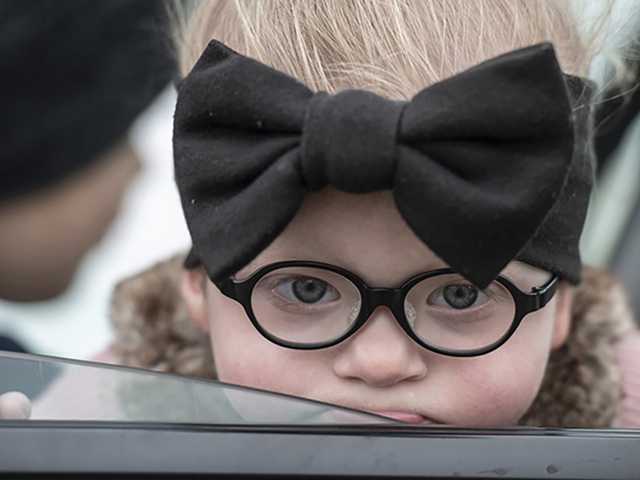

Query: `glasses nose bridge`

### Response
(367, 287, 402, 310)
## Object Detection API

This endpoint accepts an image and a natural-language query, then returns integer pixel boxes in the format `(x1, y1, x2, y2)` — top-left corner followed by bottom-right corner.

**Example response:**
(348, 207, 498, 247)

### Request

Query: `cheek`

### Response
(206, 292, 327, 396)
(433, 308, 556, 426)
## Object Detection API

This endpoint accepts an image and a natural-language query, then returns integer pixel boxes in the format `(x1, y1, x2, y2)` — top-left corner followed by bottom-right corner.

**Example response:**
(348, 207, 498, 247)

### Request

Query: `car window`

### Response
(0, 351, 393, 425)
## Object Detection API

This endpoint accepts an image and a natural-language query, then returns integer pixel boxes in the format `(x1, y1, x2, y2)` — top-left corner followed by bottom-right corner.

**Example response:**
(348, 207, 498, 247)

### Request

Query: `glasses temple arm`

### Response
(529, 275, 560, 310)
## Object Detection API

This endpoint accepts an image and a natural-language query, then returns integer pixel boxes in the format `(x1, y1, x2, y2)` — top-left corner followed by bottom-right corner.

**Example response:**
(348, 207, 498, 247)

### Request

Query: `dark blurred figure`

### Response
(0, 1, 176, 351)
(0, 0, 176, 303)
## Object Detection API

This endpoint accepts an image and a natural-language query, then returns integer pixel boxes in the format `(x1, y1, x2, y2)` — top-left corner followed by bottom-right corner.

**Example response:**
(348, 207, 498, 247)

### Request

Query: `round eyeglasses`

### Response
(214, 261, 558, 357)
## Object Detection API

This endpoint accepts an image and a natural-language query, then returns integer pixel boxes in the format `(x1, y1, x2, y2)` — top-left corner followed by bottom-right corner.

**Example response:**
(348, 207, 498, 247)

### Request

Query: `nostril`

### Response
(362, 362, 427, 388)
(333, 344, 428, 388)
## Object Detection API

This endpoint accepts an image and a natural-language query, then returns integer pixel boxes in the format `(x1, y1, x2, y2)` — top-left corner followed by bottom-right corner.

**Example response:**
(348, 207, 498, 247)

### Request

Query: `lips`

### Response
(311, 395, 441, 425)
(367, 410, 435, 424)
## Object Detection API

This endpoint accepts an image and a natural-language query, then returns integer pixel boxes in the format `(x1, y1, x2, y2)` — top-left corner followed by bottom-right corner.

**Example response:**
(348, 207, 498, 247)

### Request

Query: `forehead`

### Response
(237, 188, 545, 287)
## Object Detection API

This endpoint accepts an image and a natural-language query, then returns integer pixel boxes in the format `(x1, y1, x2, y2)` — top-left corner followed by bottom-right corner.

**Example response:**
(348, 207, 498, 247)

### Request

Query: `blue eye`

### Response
(274, 277, 340, 305)
(428, 284, 489, 310)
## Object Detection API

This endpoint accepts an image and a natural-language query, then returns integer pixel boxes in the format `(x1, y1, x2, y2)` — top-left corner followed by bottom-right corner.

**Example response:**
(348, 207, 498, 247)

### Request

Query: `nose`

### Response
(333, 306, 428, 388)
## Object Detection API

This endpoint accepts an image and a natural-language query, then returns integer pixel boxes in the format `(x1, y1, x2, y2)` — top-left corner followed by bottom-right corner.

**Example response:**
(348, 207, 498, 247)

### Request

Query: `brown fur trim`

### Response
(521, 266, 636, 427)
(110, 254, 216, 379)
(110, 257, 636, 427)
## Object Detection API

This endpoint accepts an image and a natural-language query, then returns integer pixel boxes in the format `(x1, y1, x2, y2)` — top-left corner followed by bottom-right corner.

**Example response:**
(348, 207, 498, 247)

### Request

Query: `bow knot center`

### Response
(301, 90, 404, 192)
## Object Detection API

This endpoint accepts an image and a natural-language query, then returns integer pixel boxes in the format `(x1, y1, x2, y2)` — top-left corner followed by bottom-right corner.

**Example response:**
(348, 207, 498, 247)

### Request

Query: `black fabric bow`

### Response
(174, 40, 593, 288)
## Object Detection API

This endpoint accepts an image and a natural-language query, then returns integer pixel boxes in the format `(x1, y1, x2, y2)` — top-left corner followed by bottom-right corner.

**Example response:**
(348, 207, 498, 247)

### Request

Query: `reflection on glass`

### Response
(0, 351, 392, 425)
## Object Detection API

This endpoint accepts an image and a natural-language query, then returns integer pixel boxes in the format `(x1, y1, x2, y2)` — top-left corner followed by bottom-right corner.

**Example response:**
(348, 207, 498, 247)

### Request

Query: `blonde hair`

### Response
(170, 0, 630, 102)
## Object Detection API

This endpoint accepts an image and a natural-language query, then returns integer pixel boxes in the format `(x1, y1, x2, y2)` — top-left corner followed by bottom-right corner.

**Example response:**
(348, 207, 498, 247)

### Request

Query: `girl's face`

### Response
(182, 189, 573, 426)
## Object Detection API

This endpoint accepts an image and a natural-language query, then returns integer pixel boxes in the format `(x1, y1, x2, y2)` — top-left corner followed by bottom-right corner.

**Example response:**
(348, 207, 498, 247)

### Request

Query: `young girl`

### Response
(110, 0, 640, 428)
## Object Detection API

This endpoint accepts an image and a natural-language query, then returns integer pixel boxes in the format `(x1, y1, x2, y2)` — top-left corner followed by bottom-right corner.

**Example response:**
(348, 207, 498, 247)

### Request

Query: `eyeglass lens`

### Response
(250, 266, 516, 352)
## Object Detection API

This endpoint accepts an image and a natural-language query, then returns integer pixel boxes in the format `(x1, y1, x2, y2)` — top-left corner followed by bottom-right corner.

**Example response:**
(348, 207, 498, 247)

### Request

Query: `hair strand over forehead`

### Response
(170, 0, 618, 100)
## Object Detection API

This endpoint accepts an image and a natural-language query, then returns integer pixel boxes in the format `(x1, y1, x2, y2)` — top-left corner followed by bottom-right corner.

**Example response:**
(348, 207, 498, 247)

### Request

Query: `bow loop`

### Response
(300, 90, 404, 192)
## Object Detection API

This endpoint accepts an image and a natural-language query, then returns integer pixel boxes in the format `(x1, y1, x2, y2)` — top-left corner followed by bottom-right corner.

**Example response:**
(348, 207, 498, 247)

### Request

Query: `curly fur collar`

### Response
(110, 254, 635, 427)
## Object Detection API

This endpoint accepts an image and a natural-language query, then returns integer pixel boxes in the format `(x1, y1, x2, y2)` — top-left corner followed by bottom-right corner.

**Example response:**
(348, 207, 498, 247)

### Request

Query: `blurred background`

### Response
(0, 0, 639, 360)
(0, 0, 190, 357)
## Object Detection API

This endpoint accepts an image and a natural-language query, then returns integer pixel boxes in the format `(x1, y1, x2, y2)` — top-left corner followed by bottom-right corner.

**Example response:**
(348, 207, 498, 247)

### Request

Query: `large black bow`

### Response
(174, 40, 584, 288)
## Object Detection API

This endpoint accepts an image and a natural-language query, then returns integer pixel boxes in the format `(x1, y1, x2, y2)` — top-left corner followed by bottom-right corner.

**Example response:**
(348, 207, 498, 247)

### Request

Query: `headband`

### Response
(174, 40, 595, 289)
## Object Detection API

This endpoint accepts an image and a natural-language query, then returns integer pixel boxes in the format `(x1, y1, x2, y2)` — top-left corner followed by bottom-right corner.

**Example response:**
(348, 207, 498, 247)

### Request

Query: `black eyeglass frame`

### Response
(214, 260, 559, 357)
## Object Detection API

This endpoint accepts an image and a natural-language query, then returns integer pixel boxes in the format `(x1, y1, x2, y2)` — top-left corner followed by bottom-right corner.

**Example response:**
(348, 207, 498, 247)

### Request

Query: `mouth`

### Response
(308, 395, 443, 425)
(364, 410, 438, 425)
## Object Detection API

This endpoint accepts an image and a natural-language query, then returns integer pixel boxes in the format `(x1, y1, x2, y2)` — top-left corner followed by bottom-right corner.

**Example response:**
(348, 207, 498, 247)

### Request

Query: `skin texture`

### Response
(181, 189, 573, 426)
(0, 141, 140, 301)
